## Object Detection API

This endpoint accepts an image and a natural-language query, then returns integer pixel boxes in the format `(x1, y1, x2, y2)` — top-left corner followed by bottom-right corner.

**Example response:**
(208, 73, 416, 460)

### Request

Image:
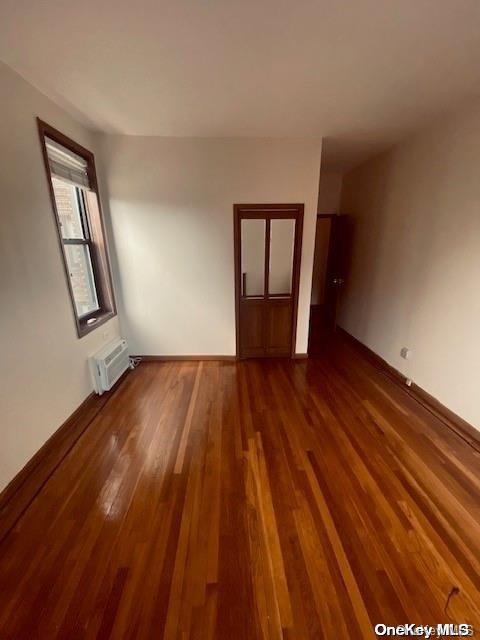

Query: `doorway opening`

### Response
(308, 213, 348, 355)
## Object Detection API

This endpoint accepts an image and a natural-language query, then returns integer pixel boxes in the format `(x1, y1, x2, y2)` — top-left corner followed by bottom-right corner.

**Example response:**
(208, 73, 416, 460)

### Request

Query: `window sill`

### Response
(77, 310, 116, 338)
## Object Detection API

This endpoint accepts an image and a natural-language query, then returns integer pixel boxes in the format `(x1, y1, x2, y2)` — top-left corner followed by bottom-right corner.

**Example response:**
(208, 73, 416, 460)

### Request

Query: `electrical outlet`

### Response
(400, 347, 412, 360)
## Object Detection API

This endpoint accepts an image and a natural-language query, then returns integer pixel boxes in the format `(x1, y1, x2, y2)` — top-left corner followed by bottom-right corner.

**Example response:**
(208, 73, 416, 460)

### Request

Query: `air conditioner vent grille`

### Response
(105, 344, 123, 366)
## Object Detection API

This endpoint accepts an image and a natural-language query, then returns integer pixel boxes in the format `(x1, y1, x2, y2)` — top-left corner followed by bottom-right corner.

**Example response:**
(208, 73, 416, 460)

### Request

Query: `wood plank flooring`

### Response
(0, 335, 479, 638)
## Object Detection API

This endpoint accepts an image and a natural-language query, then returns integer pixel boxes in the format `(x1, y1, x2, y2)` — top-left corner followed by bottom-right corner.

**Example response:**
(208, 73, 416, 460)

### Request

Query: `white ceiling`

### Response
(2, 0, 480, 170)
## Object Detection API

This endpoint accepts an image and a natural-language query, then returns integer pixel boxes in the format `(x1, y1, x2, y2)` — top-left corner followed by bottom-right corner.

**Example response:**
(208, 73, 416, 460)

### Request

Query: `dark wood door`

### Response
(234, 204, 303, 359)
(324, 215, 348, 328)
(308, 214, 350, 356)
(239, 299, 265, 357)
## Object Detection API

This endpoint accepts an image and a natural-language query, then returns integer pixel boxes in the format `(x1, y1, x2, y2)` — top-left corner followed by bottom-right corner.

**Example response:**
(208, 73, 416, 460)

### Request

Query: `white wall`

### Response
(0, 63, 120, 491)
(317, 170, 343, 214)
(339, 100, 480, 430)
(101, 136, 321, 356)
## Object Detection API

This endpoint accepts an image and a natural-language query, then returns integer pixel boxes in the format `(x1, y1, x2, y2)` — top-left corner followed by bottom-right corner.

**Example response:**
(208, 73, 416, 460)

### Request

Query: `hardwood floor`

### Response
(0, 335, 479, 638)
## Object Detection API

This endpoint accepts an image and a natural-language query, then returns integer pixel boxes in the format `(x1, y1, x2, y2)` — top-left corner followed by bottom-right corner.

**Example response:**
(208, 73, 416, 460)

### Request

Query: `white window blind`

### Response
(45, 137, 90, 189)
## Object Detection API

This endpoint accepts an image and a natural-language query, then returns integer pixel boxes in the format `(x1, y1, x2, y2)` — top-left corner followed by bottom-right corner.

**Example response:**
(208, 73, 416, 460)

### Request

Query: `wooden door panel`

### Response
(266, 300, 293, 356)
(239, 301, 265, 357)
(324, 215, 348, 327)
(234, 204, 304, 359)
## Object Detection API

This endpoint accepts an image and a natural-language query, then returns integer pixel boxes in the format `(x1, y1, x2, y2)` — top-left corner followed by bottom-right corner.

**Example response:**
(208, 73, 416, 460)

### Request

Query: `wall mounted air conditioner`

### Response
(89, 338, 130, 395)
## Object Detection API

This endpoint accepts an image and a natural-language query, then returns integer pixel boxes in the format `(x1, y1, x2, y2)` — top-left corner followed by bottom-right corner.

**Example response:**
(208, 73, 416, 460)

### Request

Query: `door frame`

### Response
(320, 213, 347, 329)
(233, 203, 304, 359)
(315, 213, 338, 324)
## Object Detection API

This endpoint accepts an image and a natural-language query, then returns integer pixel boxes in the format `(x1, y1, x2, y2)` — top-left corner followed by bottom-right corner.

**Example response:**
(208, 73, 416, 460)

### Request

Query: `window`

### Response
(38, 119, 116, 337)
(52, 179, 100, 318)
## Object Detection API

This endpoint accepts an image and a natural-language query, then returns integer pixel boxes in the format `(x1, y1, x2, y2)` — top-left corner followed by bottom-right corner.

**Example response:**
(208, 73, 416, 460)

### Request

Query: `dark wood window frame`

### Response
(37, 118, 117, 338)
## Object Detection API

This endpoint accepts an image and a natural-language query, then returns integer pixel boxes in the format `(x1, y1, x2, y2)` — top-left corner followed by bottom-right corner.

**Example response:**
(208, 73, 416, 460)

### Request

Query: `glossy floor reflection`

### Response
(0, 336, 479, 638)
